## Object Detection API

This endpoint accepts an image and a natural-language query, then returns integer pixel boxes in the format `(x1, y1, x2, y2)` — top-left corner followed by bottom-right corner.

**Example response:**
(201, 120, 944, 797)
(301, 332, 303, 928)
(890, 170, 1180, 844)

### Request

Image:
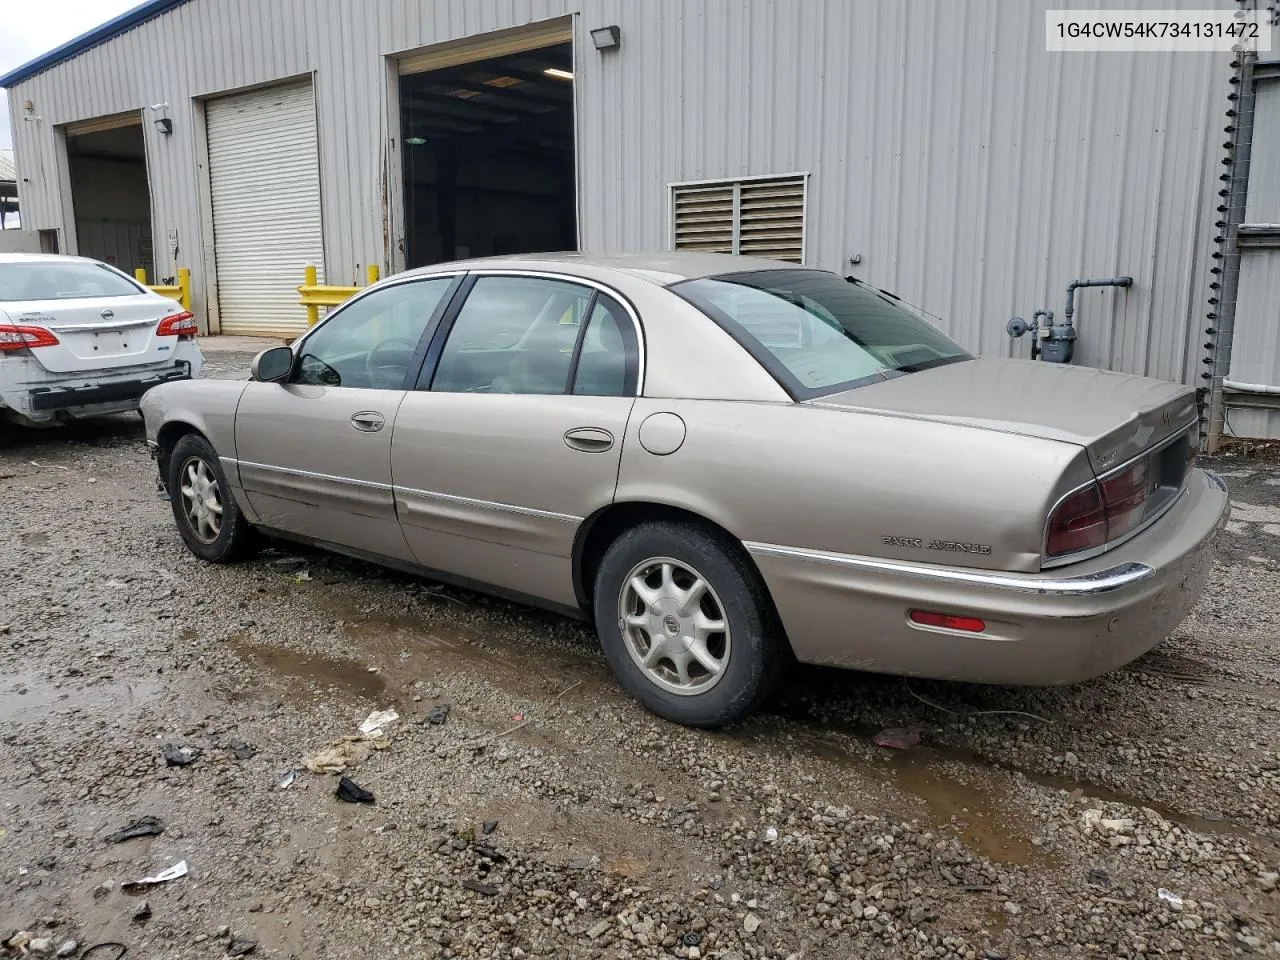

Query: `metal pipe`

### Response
(1207, 51, 1258, 453)
(1224, 378, 1280, 395)
(1063, 276, 1134, 325)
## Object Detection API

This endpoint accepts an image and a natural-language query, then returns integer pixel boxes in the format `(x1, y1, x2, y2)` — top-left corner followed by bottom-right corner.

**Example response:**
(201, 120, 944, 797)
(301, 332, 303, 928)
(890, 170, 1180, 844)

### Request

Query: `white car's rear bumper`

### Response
(0, 344, 203, 422)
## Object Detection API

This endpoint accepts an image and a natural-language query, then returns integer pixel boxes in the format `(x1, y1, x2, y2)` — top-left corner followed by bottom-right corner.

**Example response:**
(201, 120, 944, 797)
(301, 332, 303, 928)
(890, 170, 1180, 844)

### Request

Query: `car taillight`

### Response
(0, 323, 60, 351)
(1100, 458, 1152, 540)
(157, 311, 198, 338)
(1046, 458, 1159, 559)
(1045, 483, 1107, 557)
(909, 610, 986, 633)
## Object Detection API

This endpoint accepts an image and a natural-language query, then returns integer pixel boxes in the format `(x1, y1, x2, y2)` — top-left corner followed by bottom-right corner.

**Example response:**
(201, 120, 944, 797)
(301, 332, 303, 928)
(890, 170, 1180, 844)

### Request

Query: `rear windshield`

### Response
(0, 261, 143, 302)
(672, 269, 971, 399)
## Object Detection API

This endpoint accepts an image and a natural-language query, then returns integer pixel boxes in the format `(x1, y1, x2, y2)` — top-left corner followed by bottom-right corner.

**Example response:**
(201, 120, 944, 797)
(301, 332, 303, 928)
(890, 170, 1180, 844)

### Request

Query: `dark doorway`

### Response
(66, 122, 153, 274)
(400, 42, 576, 268)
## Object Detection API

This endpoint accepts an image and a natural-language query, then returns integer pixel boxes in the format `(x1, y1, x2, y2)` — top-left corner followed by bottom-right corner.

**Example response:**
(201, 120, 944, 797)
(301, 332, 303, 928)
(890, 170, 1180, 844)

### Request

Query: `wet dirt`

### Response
(227, 634, 388, 702)
(1, 670, 162, 724)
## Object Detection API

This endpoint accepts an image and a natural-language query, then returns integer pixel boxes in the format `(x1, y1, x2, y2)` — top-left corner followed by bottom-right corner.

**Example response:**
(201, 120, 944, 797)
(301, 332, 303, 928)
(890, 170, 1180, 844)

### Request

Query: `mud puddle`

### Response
(731, 709, 1263, 868)
(0, 669, 162, 723)
(227, 635, 388, 702)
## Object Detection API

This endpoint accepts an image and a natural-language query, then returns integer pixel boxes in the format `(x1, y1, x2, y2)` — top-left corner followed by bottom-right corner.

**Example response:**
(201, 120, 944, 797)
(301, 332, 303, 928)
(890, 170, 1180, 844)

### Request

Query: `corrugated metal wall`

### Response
(5, 0, 1232, 387)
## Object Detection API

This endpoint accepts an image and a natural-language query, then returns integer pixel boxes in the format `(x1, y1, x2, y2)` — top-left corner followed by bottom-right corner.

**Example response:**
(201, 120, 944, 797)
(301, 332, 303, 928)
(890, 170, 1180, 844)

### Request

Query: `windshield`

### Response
(0, 261, 143, 302)
(672, 269, 971, 398)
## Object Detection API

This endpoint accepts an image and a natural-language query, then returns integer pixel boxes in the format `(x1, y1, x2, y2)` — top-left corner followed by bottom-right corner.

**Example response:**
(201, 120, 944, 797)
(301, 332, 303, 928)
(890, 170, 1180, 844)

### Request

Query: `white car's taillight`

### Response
(0, 323, 60, 351)
(157, 311, 198, 338)
(1046, 458, 1156, 559)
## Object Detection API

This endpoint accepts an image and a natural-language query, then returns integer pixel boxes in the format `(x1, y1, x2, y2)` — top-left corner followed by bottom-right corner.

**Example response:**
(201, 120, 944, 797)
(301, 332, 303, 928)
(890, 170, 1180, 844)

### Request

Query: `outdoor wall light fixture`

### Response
(590, 25, 621, 51)
(150, 102, 172, 135)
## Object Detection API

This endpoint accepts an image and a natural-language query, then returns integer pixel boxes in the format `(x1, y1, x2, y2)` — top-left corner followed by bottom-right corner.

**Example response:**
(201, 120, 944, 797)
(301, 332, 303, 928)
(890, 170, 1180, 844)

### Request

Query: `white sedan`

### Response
(0, 253, 204, 427)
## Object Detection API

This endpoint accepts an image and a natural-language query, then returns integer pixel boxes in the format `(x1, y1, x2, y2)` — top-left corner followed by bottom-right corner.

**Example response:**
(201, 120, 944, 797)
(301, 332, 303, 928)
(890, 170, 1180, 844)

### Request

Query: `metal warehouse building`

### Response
(3, 0, 1279, 441)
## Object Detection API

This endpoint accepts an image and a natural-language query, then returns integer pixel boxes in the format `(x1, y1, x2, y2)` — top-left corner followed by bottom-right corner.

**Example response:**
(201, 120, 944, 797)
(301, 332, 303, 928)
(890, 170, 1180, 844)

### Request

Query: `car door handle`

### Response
(350, 411, 386, 432)
(564, 427, 615, 453)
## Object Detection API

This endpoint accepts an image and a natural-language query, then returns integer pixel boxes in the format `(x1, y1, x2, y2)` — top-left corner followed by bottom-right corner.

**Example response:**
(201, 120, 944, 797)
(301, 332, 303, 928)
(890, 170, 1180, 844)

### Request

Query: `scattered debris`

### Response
(93, 879, 115, 899)
(121, 859, 188, 892)
(510, 713, 525, 722)
(482, 820, 498, 835)
(1158, 888, 1185, 908)
(1080, 809, 1137, 837)
(227, 740, 256, 760)
(682, 932, 703, 947)
(303, 733, 389, 774)
(1087, 867, 1111, 887)
(79, 946, 127, 960)
(104, 815, 165, 844)
(873, 726, 923, 750)
(427, 704, 451, 725)
(743, 913, 762, 934)
(763, 826, 779, 843)
(226, 939, 257, 957)
(55, 942, 78, 958)
(335, 776, 375, 804)
(162, 743, 201, 767)
(131, 901, 152, 923)
(358, 708, 400, 736)
(277, 769, 297, 790)
(462, 879, 499, 897)
(473, 844, 508, 863)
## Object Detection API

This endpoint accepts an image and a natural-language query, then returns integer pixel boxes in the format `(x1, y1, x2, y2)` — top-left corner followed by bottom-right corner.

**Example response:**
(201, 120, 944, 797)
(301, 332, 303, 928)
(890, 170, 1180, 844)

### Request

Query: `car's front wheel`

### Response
(593, 521, 781, 728)
(167, 433, 256, 563)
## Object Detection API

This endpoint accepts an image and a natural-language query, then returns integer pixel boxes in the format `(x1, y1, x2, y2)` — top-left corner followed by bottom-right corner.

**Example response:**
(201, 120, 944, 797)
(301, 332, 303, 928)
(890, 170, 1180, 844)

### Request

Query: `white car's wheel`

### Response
(593, 521, 782, 728)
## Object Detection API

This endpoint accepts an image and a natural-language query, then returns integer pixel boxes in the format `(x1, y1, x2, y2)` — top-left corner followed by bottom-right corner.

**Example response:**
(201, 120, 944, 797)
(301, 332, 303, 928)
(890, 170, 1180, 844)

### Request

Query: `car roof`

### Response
(400, 251, 824, 286)
(0, 252, 109, 266)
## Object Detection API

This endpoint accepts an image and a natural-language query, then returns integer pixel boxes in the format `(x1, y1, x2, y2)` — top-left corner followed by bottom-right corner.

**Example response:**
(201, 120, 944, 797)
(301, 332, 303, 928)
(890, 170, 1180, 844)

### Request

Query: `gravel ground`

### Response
(1, 347, 1278, 959)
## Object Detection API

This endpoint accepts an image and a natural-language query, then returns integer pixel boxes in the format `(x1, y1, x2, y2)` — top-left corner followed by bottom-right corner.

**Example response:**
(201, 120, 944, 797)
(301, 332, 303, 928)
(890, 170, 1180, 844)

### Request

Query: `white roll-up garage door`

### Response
(207, 81, 324, 336)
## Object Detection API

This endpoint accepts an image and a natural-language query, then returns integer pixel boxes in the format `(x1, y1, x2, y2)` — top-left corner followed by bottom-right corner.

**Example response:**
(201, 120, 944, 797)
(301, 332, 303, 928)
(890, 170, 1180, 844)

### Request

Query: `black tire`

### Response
(592, 520, 782, 728)
(167, 433, 257, 563)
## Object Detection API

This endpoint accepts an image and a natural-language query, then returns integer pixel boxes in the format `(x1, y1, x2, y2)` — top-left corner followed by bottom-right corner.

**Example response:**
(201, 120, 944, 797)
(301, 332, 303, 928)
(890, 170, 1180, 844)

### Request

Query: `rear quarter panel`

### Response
(616, 399, 1092, 573)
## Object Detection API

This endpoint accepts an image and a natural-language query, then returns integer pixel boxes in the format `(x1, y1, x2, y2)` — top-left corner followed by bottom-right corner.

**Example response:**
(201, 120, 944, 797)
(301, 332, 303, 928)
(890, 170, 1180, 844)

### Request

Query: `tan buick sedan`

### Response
(141, 253, 1228, 728)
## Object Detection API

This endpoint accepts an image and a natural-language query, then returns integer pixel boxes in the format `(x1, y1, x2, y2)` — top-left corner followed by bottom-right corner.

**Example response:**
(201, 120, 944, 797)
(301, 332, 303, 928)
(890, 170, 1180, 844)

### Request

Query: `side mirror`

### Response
(251, 345, 294, 383)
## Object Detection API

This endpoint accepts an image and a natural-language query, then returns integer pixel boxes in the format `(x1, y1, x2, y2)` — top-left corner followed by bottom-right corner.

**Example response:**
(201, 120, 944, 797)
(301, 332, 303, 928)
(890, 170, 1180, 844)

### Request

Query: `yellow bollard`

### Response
(134, 267, 148, 285)
(366, 263, 379, 287)
(304, 264, 319, 327)
(177, 267, 191, 312)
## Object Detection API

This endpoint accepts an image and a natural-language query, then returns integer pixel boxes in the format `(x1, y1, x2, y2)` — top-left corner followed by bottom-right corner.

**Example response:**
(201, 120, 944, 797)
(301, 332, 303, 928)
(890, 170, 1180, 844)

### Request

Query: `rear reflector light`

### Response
(0, 323, 60, 351)
(156, 311, 198, 337)
(909, 610, 986, 633)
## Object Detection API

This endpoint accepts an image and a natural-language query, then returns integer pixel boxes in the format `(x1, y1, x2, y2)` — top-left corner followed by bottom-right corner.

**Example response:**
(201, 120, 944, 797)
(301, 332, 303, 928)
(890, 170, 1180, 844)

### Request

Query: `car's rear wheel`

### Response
(168, 433, 256, 563)
(593, 520, 781, 728)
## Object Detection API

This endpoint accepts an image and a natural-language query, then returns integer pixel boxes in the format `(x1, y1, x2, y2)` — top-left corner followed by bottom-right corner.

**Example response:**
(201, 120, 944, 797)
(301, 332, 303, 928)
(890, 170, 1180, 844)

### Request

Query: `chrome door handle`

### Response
(350, 411, 385, 432)
(564, 426, 615, 453)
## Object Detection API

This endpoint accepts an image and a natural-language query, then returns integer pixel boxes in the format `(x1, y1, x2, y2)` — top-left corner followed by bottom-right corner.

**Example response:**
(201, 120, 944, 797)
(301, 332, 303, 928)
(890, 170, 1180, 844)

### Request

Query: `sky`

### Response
(1, 0, 140, 149)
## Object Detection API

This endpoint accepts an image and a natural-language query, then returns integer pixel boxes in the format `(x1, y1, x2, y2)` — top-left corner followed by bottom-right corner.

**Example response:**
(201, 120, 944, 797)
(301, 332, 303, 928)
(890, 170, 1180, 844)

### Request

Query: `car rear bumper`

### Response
(10, 362, 193, 416)
(746, 467, 1229, 686)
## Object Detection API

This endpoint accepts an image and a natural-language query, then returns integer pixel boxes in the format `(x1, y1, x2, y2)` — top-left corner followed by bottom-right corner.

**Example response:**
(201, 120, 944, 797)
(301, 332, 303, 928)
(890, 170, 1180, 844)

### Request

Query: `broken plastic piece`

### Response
(1158, 887, 1184, 908)
(358, 709, 400, 736)
(335, 776, 375, 804)
(162, 743, 201, 767)
(277, 770, 297, 790)
(427, 704, 451, 725)
(104, 816, 165, 844)
(873, 726, 923, 750)
(121, 860, 188, 893)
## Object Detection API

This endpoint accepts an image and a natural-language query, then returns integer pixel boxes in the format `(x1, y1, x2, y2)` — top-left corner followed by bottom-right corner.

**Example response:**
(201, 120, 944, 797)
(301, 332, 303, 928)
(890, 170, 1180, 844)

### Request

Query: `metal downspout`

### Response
(1205, 45, 1257, 453)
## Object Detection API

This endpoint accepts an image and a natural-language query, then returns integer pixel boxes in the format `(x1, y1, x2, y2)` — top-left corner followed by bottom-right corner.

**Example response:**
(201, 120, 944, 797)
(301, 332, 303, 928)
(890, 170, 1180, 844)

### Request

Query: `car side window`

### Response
(571, 294, 638, 397)
(294, 278, 453, 390)
(431, 276, 594, 395)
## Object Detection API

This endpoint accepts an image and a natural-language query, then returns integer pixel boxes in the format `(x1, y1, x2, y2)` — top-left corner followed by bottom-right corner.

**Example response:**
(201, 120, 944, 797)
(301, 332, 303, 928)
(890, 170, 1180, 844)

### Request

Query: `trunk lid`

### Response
(5, 294, 188, 374)
(811, 356, 1197, 473)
